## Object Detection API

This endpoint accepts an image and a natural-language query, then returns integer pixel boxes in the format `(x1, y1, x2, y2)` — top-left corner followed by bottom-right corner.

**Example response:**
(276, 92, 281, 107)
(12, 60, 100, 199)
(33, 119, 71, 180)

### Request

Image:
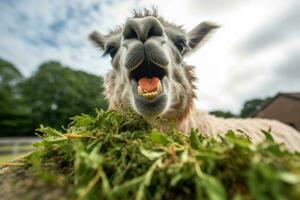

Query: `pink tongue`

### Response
(138, 77, 160, 92)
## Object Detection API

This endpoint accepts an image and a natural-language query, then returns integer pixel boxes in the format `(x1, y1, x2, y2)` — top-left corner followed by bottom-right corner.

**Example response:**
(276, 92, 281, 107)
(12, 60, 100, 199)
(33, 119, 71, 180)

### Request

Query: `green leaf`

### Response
(279, 172, 300, 184)
(224, 131, 253, 150)
(189, 129, 201, 149)
(180, 149, 189, 162)
(140, 147, 165, 160)
(201, 174, 227, 200)
(150, 130, 171, 145)
(261, 130, 275, 142)
(71, 114, 96, 127)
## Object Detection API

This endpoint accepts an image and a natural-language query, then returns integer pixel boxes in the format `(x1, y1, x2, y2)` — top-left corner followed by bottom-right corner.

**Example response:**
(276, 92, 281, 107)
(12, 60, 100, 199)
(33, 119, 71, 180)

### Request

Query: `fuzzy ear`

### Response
(89, 31, 106, 50)
(188, 22, 219, 50)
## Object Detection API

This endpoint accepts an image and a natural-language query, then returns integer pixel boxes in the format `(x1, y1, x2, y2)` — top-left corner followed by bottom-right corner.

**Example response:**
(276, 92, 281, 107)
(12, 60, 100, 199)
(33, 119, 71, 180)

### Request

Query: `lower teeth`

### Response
(137, 82, 163, 99)
(142, 91, 158, 99)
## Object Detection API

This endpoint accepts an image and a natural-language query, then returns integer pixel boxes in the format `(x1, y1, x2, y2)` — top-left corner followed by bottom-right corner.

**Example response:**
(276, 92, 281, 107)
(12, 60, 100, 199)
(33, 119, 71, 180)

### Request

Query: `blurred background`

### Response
(0, 0, 299, 161)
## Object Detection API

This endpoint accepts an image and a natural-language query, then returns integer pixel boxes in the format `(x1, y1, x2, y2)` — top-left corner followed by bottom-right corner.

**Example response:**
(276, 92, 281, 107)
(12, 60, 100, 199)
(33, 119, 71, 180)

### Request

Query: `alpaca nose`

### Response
(123, 16, 164, 42)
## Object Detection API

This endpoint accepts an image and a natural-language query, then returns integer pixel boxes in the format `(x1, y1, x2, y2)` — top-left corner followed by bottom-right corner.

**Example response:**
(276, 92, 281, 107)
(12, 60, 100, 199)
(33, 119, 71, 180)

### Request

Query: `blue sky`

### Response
(0, 0, 299, 113)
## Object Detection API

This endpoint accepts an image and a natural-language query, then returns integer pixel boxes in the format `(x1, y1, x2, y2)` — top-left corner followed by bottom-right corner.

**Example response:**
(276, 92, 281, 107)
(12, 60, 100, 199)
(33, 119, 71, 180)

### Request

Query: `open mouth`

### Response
(130, 60, 167, 100)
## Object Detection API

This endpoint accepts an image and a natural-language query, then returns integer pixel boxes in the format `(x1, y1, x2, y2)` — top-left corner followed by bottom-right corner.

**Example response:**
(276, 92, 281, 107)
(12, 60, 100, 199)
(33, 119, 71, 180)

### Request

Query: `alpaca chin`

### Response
(130, 78, 169, 119)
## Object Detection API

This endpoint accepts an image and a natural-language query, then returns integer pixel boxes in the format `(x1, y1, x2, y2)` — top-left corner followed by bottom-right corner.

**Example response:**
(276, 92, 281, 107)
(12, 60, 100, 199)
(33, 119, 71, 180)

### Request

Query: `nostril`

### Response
(123, 17, 164, 42)
(123, 27, 138, 39)
(147, 26, 163, 38)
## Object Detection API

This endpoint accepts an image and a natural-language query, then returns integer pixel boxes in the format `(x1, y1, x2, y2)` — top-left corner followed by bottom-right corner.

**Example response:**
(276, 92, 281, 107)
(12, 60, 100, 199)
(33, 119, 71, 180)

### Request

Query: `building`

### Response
(251, 93, 300, 131)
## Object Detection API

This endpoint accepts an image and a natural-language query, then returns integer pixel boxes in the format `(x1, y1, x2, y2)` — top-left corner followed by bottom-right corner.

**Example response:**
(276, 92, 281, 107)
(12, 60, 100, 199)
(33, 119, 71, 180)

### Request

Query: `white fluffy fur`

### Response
(93, 9, 300, 152)
(176, 109, 300, 152)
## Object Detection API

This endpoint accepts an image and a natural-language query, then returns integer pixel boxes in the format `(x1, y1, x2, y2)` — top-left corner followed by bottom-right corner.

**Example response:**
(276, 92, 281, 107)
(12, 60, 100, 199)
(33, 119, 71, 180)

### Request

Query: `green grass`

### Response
(0, 153, 28, 162)
(0, 144, 35, 152)
(14, 110, 300, 200)
(0, 144, 35, 162)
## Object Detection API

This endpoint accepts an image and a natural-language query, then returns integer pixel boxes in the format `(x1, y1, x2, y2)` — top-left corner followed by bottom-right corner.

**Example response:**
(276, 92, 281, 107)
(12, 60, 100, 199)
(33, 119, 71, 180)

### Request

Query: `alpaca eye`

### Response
(104, 46, 117, 58)
(175, 40, 187, 53)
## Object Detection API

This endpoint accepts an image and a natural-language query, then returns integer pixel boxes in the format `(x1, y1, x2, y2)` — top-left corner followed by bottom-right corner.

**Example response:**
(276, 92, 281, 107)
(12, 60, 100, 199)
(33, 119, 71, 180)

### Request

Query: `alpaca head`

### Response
(90, 9, 218, 120)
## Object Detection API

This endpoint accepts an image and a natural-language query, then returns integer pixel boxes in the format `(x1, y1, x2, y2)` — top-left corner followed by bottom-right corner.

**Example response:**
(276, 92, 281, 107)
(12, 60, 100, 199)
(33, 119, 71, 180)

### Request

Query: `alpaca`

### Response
(90, 9, 300, 152)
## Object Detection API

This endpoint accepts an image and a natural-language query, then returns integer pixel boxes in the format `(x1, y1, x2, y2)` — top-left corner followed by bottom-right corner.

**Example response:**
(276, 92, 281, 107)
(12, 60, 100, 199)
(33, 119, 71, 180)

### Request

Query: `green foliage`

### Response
(0, 58, 108, 136)
(240, 98, 271, 118)
(0, 58, 23, 84)
(21, 61, 108, 130)
(211, 97, 272, 119)
(23, 110, 300, 200)
(0, 58, 32, 136)
(210, 111, 236, 118)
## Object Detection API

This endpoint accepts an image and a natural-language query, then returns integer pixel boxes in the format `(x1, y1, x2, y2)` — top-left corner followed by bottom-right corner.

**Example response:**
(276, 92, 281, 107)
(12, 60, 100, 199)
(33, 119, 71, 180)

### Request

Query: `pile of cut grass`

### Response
(3, 110, 300, 200)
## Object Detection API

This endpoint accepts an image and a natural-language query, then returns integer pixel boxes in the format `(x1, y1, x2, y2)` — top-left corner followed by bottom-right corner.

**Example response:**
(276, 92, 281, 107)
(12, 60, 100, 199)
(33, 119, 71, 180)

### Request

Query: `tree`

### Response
(21, 61, 108, 131)
(0, 58, 32, 136)
(240, 98, 271, 118)
(210, 110, 236, 118)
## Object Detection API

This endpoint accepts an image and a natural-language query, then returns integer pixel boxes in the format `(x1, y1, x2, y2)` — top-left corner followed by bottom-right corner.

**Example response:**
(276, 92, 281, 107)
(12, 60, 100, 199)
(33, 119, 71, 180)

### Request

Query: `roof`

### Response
(250, 92, 300, 117)
(281, 92, 300, 100)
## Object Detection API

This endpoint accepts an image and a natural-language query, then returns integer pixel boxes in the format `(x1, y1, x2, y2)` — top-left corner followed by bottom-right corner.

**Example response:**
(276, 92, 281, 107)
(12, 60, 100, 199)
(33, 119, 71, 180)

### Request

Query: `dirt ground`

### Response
(0, 166, 71, 200)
